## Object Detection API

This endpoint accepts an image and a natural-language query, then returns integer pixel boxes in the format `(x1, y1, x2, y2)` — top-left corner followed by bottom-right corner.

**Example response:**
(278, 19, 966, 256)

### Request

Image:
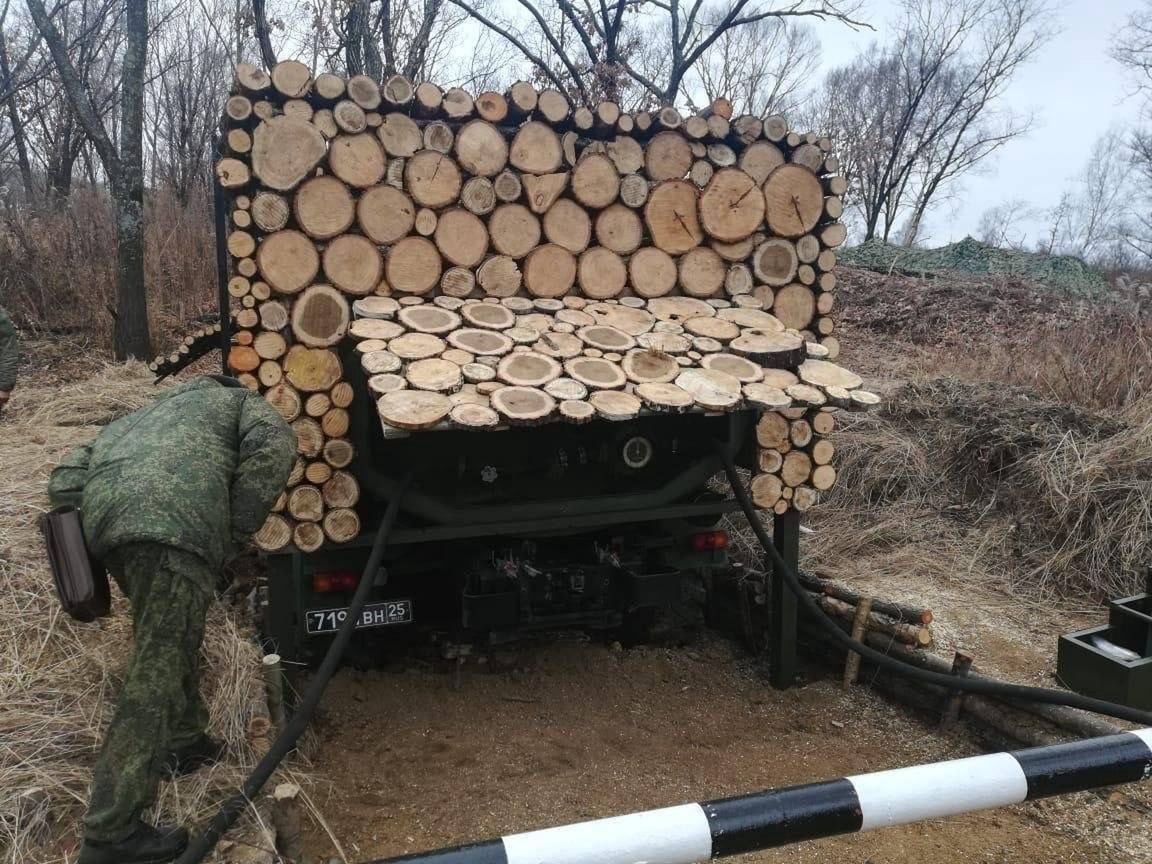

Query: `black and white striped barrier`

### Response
(364, 730, 1152, 864)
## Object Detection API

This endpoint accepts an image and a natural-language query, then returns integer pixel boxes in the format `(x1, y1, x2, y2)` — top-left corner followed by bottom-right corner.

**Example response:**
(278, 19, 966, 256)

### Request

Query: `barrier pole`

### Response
(362, 729, 1152, 864)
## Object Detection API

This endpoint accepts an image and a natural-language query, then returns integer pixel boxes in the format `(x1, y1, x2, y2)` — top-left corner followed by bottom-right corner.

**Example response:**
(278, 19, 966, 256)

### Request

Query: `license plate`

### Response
(305, 599, 413, 635)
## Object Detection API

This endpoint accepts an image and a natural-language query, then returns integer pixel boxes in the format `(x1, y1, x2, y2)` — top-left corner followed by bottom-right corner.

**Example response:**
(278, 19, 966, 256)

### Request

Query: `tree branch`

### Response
(444, 0, 573, 94)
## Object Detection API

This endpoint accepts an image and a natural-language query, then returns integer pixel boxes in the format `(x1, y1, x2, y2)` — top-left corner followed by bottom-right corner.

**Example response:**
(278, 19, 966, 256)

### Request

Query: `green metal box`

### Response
(1058, 593, 1152, 710)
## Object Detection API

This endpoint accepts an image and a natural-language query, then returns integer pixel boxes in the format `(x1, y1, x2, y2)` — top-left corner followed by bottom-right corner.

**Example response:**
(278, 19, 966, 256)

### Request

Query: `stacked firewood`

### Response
(212, 59, 866, 551)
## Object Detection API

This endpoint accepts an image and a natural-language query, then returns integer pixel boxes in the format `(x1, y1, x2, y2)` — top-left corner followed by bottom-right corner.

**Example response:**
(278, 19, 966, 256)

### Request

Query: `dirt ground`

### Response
(298, 632, 1152, 864)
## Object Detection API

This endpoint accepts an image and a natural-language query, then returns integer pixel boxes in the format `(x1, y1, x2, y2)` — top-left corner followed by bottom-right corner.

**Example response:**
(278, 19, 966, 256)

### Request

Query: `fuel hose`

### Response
(176, 479, 410, 864)
(718, 449, 1152, 727)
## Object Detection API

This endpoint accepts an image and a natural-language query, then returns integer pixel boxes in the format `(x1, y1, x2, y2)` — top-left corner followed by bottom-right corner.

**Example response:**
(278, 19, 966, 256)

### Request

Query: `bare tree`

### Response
(147, 0, 230, 204)
(27, 0, 152, 358)
(977, 198, 1035, 249)
(445, 0, 863, 108)
(689, 15, 818, 116)
(816, 0, 1049, 245)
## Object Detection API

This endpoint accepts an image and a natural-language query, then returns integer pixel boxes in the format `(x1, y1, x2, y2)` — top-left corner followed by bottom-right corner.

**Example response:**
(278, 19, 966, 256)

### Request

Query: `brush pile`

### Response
(212, 59, 875, 547)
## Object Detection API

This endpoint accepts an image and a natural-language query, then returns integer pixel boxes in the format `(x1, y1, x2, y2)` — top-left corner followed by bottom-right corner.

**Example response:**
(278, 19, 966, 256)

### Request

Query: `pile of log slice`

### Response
(214, 59, 860, 551)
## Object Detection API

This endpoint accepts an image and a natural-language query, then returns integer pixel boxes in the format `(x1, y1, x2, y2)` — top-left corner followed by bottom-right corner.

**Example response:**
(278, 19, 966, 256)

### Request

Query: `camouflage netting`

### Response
(840, 237, 1108, 296)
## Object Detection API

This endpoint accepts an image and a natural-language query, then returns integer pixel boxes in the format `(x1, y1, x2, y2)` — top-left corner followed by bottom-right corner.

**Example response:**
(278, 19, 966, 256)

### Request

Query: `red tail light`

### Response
(312, 571, 360, 593)
(692, 530, 730, 552)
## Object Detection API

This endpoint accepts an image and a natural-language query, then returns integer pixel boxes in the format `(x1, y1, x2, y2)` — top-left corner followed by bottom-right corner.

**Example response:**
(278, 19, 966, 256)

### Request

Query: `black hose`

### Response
(176, 480, 410, 864)
(719, 450, 1152, 727)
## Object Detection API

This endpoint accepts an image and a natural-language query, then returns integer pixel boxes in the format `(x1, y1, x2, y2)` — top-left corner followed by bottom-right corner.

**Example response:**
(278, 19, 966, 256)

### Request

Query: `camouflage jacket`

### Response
(0, 306, 18, 392)
(48, 376, 296, 570)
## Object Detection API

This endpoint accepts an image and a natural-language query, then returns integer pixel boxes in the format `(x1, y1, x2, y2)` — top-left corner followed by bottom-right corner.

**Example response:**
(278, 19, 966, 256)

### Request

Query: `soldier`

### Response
(48, 375, 296, 864)
(0, 305, 18, 411)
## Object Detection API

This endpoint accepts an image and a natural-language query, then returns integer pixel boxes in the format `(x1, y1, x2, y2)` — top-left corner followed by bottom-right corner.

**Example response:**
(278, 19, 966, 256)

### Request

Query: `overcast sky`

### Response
(814, 0, 1145, 245)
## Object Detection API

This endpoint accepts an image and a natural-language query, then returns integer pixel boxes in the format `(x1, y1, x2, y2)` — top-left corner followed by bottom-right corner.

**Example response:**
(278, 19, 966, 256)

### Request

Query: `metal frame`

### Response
(212, 142, 231, 375)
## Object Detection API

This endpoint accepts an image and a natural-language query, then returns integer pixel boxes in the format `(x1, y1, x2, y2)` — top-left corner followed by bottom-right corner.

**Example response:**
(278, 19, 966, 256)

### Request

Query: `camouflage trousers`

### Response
(84, 543, 213, 843)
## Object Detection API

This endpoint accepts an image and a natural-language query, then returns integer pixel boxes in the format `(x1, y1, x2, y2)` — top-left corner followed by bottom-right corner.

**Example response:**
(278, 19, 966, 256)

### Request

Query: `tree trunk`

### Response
(0, 34, 33, 198)
(113, 0, 150, 360)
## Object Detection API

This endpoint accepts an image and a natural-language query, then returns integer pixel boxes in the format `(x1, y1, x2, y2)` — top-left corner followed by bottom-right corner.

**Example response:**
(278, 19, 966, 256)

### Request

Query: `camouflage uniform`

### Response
(0, 305, 18, 396)
(48, 376, 296, 843)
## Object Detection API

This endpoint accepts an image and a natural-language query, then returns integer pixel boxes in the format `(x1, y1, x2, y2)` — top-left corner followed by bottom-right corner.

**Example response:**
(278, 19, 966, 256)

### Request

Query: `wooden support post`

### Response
(769, 509, 800, 689)
(263, 653, 286, 730)
(941, 649, 974, 729)
(842, 597, 873, 688)
(271, 782, 306, 864)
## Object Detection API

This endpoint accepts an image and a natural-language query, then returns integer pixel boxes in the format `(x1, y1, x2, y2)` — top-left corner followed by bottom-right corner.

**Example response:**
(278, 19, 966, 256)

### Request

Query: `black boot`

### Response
(77, 822, 188, 864)
(165, 734, 226, 777)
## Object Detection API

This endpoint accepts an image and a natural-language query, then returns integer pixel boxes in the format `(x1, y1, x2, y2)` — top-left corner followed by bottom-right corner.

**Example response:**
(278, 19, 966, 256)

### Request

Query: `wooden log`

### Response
(358, 185, 416, 244)
(763, 163, 823, 238)
(413, 81, 443, 116)
(606, 136, 643, 175)
(270, 60, 311, 98)
(819, 595, 932, 648)
(382, 74, 414, 108)
(329, 132, 386, 187)
(293, 521, 324, 552)
(323, 438, 355, 469)
(455, 119, 509, 176)
(256, 230, 319, 295)
(405, 150, 462, 207)
(323, 508, 361, 543)
(645, 131, 692, 181)
(234, 62, 271, 94)
(543, 199, 592, 253)
(524, 244, 577, 298)
(578, 247, 627, 299)
(227, 230, 256, 258)
(730, 330, 804, 367)
(677, 247, 726, 298)
(429, 208, 488, 268)
(569, 105, 589, 133)
(537, 89, 570, 124)
(476, 255, 522, 297)
(628, 247, 677, 299)
(304, 460, 332, 485)
(490, 386, 556, 424)
(822, 222, 848, 248)
(345, 74, 382, 110)
(423, 119, 455, 153)
(323, 234, 381, 295)
(771, 283, 816, 331)
(290, 285, 350, 348)
(489, 204, 541, 258)
(441, 266, 478, 297)
(571, 153, 620, 208)
(443, 86, 474, 119)
(284, 346, 342, 393)
(461, 176, 497, 215)
(594, 204, 643, 254)
(690, 159, 714, 188)
(509, 121, 563, 174)
(251, 116, 326, 190)
(293, 176, 354, 240)
(842, 596, 874, 687)
(264, 383, 302, 422)
(333, 99, 367, 133)
(699, 168, 764, 242)
(619, 173, 649, 208)
(507, 81, 538, 118)
(644, 180, 702, 254)
(225, 125, 253, 154)
(493, 169, 522, 202)
(377, 112, 422, 157)
(522, 172, 569, 214)
(250, 191, 289, 232)
(674, 368, 742, 410)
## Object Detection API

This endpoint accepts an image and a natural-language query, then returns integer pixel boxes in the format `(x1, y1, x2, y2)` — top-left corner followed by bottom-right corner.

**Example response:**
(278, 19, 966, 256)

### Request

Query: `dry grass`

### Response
(0, 188, 217, 348)
(807, 380, 1152, 603)
(0, 361, 300, 863)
